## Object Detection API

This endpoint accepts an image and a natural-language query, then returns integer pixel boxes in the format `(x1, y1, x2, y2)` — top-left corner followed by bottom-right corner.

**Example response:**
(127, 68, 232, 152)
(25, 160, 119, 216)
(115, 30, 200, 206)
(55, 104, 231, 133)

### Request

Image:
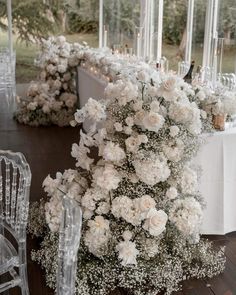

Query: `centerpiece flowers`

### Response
(14, 36, 86, 126)
(29, 64, 225, 294)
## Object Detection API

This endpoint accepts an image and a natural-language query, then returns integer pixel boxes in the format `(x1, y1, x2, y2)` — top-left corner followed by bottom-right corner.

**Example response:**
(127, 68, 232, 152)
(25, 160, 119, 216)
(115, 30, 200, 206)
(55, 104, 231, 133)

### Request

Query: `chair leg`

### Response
(19, 265, 29, 295)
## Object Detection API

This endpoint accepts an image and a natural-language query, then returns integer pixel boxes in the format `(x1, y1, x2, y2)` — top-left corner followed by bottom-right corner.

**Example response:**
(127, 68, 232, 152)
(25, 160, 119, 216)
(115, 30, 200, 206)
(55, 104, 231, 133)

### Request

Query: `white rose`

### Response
(138, 195, 156, 213)
(125, 116, 134, 127)
(143, 209, 168, 236)
(142, 111, 165, 133)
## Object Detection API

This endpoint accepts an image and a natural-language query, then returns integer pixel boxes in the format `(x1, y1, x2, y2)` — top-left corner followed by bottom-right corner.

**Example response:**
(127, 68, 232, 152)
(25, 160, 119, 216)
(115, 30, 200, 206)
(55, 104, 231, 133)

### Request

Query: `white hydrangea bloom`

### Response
(93, 164, 121, 191)
(133, 153, 170, 186)
(103, 141, 126, 163)
(180, 166, 198, 195)
(169, 197, 203, 236)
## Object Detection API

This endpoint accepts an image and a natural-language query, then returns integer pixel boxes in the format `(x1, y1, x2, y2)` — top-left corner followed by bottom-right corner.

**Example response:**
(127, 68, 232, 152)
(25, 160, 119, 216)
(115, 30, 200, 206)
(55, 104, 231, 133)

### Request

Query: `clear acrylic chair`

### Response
(56, 196, 82, 295)
(0, 150, 31, 295)
(0, 47, 16, 106)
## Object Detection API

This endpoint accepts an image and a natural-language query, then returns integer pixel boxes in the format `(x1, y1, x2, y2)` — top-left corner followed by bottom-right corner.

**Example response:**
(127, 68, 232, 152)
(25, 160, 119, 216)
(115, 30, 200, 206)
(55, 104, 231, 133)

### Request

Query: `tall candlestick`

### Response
(7, 0, 13, 58)
(104, 30, 108, 48)
(149, 0, 154, 60)
(203, 0, 214, 69)
(157, 0, 163, 62)
(99, 0, 103, 48)
(185, 0, 195, 64)
(137, 33, 141, 57)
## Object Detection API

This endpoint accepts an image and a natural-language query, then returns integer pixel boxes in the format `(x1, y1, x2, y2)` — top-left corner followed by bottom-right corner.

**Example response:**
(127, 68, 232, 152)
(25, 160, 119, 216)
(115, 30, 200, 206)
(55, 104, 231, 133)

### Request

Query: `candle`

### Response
(137, 33, 141, 57)
(99, 0, 103, 48)
(185, 0, 195, 64)
(203, 0, 214, 70)
(7, 0, 13, 58)
(104, 30, 108, 48)
(149, 0, 154, 60)
(157, 0, 163, 62)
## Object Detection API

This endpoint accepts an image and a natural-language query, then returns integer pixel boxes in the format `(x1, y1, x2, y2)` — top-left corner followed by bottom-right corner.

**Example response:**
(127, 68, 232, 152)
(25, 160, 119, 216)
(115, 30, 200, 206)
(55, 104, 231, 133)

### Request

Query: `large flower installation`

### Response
(29, 46, 226, 294)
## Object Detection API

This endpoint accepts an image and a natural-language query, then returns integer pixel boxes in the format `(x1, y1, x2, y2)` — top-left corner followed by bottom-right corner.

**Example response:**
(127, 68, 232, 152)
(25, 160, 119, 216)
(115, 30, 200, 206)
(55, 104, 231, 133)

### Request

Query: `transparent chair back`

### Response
(0, 150, 31, 295)
(0, 47, 16, 106)
(56, 197, 82, 295)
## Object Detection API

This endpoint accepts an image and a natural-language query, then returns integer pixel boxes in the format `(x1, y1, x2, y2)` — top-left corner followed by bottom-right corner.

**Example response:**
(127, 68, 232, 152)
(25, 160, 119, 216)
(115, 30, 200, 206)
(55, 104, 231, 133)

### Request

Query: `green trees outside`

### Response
(0, 0, 235, 48)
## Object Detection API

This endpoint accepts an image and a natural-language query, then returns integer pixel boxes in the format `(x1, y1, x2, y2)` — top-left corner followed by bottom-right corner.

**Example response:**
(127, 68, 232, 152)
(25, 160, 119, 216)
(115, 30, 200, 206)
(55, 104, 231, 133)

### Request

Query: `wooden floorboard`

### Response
(1, 87, 236, 295)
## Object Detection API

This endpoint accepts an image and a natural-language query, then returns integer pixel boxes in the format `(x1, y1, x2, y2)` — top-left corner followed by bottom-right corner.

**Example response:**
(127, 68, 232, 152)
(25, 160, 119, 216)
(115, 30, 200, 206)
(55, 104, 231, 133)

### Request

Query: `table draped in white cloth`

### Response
(77, 66, 236, 235)
(195, 127, 236, 235)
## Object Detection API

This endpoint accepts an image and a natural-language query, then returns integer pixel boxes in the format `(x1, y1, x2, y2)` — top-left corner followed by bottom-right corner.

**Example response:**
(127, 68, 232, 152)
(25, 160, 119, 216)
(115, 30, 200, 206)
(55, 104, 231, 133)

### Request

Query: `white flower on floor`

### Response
(116, 238, 139, 266)
(93, 164, 121, 191)
(133, 152, 170, 186)
(169, 197, 203, 236)
(143, 208, 168, 236)
(180, 166, 198, 194)
(103, 141, 126, 163)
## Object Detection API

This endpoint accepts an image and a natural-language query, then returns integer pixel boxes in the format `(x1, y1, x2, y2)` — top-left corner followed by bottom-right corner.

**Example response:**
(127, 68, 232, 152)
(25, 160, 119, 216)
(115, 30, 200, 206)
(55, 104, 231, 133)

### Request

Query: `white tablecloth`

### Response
(196, 127, 236, 235)
(77, 66, 236, 235)
(77, 66, 107, 132)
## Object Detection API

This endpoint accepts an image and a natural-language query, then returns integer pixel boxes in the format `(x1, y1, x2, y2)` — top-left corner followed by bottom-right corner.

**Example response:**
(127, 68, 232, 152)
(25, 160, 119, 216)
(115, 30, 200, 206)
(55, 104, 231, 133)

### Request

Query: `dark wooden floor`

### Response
(1, 86, 236, 295)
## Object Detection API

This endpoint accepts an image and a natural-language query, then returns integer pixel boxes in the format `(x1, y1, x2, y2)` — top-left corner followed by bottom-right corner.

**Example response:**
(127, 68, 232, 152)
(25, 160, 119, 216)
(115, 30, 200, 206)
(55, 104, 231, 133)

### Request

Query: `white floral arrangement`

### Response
(14, 36, 87, 126)
(28, 56, 225, 295)
(193, 83, 236, 117)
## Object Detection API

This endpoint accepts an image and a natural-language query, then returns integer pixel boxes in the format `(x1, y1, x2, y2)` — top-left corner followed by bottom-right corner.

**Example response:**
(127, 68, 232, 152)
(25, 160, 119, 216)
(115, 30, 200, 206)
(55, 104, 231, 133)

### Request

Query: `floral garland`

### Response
(14, 35, 236, 127)
(28, 51, 226, 295)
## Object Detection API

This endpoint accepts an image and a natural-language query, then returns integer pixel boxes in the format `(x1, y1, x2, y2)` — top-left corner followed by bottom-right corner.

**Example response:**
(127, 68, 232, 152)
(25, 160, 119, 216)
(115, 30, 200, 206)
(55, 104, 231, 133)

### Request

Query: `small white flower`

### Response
(125, 116, 134, 127)
(166, 187, 178, 199)
(169, 126, 179, 137)
(116, 240, 139, 266)
(114, 122, 123, 132)
(122, 230, 133, 241)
